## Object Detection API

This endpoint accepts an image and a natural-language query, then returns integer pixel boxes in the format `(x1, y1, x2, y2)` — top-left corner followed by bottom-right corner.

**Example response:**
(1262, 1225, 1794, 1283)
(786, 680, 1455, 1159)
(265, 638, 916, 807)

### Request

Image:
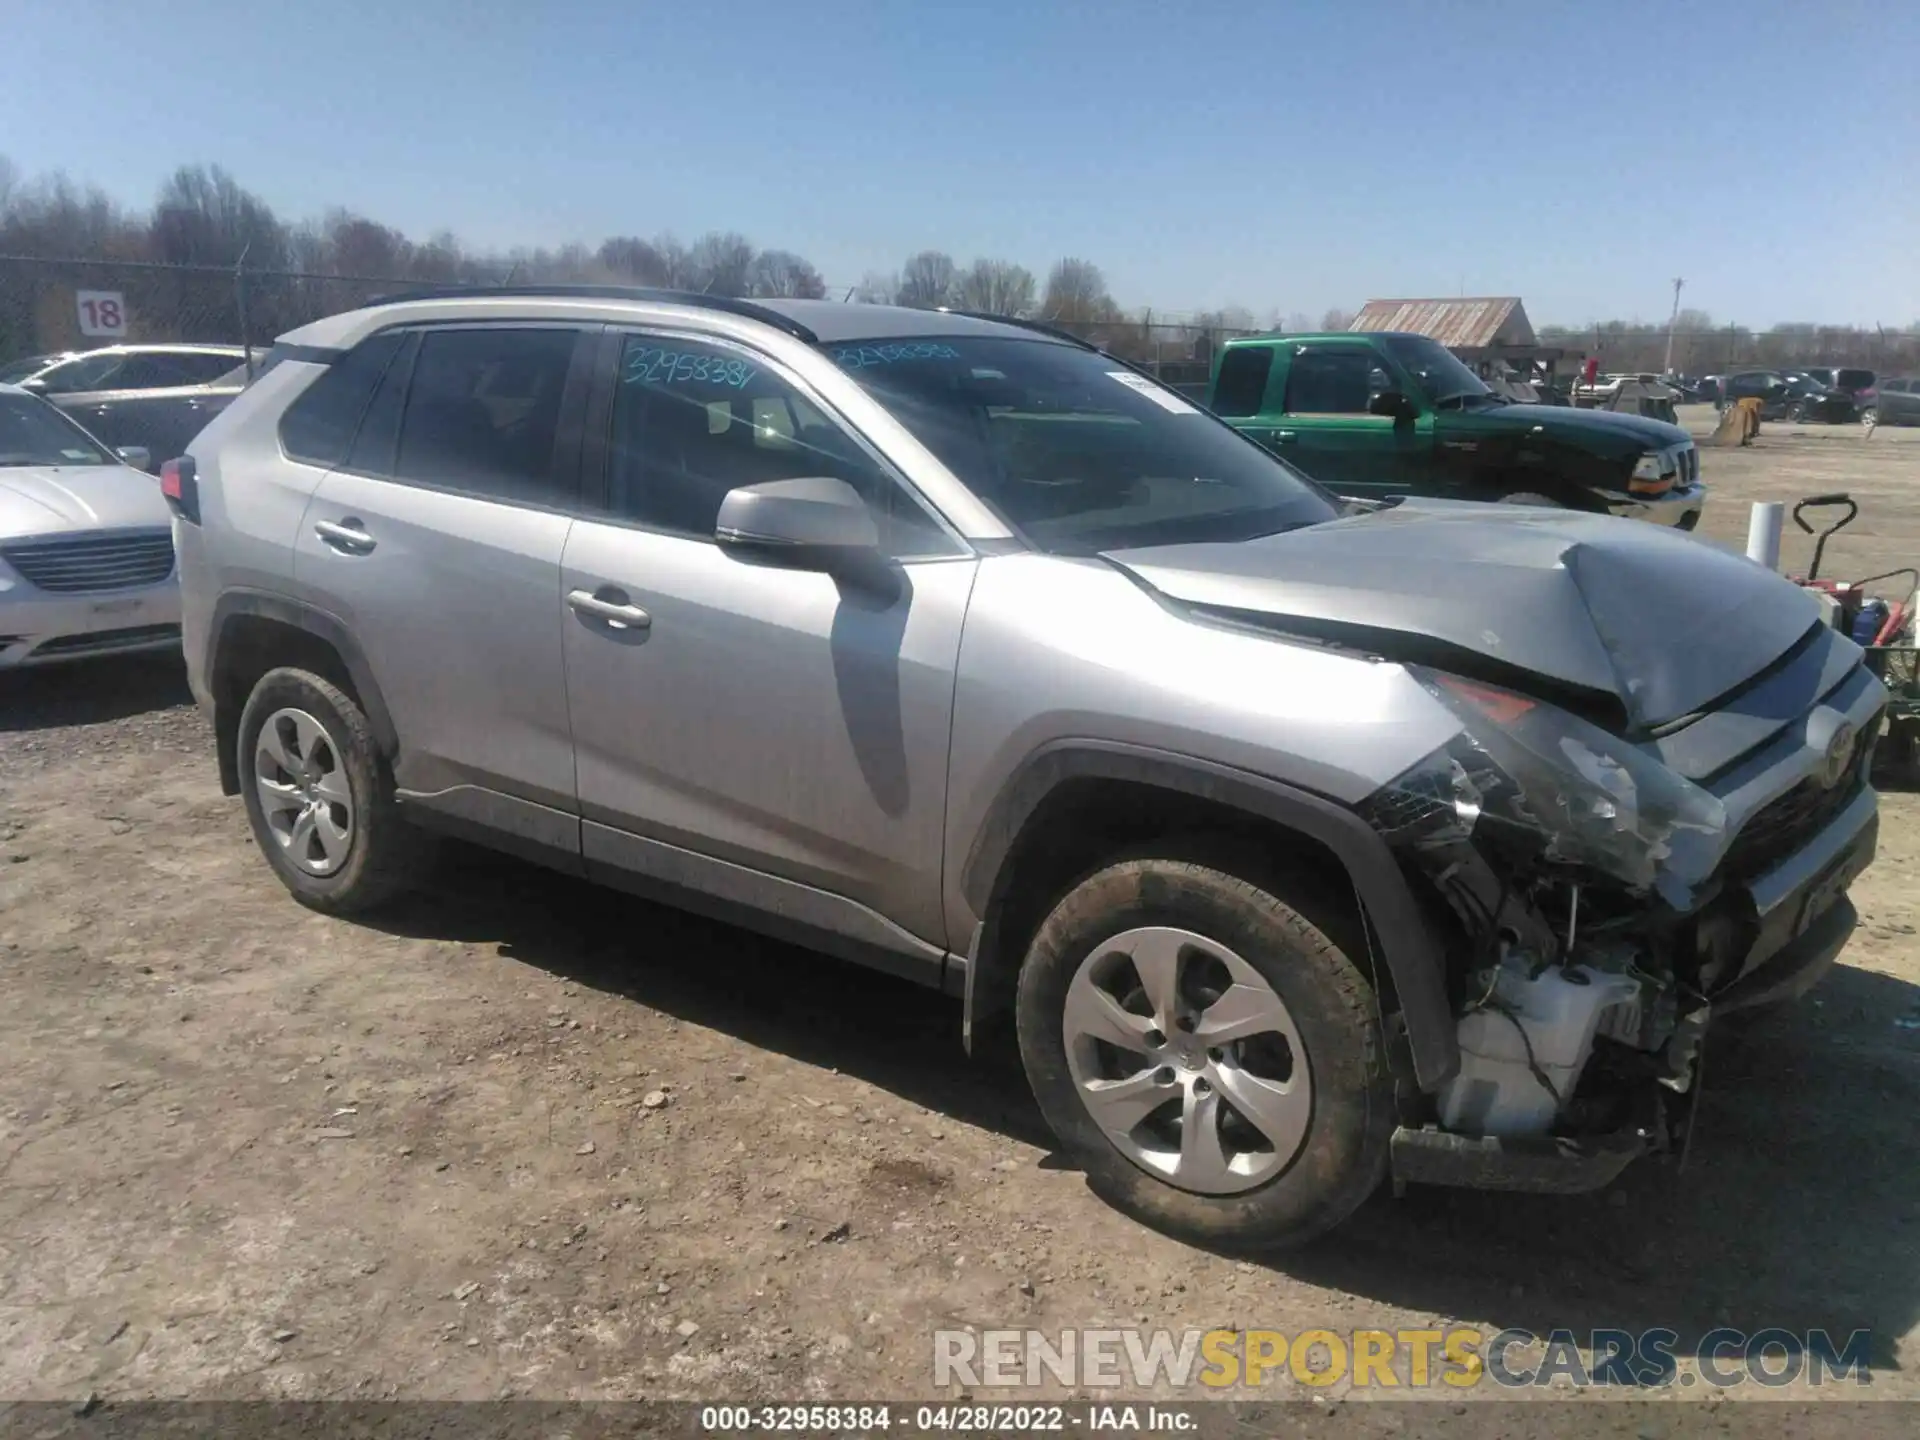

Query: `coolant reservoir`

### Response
(1438, 960, 1640, 1137)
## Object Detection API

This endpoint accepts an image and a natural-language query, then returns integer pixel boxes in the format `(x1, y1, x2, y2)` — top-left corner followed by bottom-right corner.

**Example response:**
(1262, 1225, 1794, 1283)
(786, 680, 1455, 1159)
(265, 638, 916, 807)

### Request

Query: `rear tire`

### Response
(1015, 852, 1394, 1250)
(237, 667, 431, 915)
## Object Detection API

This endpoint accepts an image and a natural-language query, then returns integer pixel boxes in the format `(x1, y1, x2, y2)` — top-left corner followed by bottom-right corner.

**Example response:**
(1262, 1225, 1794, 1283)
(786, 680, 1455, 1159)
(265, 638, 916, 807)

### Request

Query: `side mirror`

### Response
(115, 446, 152, 472)
(1368, 389, 1416, 420)
(714, 477, 880, 567)
(18, 376, 49, 394)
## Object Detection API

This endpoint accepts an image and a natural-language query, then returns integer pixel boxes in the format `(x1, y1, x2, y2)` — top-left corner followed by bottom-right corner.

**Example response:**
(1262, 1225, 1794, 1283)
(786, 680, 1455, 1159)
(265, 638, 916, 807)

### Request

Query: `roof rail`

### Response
(368, 284, 819, 343)
(938, 310, 1098, 351)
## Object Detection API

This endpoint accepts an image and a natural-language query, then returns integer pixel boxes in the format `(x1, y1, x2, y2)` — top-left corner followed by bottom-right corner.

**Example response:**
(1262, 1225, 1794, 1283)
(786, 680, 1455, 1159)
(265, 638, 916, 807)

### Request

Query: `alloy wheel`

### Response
(254, 707, 354, 877)
(1062, 926, 1312, 1195)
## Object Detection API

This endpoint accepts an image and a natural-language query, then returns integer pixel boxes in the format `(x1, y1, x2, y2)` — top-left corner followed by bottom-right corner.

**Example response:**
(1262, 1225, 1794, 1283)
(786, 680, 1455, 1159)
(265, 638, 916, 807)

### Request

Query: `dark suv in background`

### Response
(1866, 378, 1920, 427)
(0, 343, 258, 471)
(1797, 366, 1876, 403)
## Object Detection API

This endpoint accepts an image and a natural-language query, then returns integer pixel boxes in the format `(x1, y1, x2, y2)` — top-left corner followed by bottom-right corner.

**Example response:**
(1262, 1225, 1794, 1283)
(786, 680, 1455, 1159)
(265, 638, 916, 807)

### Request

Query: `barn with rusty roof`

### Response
(1349, 296, 1576, 386)
(1349, 297, 1536, 353)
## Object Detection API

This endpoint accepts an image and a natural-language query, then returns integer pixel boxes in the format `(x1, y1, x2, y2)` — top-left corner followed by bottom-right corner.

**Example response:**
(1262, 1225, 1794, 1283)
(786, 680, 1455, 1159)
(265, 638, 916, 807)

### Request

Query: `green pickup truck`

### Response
(1207, 331, 1707, 528)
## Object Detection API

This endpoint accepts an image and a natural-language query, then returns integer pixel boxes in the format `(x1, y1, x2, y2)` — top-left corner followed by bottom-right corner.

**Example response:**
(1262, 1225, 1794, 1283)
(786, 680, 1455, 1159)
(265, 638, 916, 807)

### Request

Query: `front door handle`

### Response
(567, 587, 652, 632)
(1270, 430, 1298, 445)
(314, 518, 375, 554)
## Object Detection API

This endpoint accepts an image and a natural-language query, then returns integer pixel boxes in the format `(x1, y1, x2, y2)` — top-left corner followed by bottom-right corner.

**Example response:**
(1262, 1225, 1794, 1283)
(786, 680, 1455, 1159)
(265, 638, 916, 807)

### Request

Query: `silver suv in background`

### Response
(174, 289, 1884, 1247)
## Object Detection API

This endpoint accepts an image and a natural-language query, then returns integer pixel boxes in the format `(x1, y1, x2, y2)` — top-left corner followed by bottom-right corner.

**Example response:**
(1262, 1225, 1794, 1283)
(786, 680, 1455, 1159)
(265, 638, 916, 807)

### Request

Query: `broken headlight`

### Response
(1365, 669, 1729, 904)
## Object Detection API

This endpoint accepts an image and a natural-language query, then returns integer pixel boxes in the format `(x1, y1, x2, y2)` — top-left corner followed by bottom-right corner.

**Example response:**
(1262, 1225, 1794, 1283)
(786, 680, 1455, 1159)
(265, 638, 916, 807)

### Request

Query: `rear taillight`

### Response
(160, 456, 200, 525)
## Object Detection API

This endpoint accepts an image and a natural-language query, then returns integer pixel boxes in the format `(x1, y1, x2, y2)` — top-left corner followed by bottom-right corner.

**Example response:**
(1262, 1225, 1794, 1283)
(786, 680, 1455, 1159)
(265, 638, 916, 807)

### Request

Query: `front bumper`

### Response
(1608, 481, 1707, 530)
(1398, 785, 1874, 1194)
(0, 574, 182, 667)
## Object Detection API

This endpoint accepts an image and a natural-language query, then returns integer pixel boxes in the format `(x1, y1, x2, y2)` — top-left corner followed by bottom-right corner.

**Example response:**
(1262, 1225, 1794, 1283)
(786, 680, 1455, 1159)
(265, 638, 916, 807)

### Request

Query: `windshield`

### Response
(1375, 334, 1493, 406)
(826, 335, 1337, 553)
(0, 393, 115, 466)
(1836, 369, 1874, 391)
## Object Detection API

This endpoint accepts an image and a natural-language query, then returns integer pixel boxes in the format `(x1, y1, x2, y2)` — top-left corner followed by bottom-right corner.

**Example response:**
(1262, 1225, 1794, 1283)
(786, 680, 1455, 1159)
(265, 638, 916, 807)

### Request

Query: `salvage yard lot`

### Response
(1, 415, 1918, 1408)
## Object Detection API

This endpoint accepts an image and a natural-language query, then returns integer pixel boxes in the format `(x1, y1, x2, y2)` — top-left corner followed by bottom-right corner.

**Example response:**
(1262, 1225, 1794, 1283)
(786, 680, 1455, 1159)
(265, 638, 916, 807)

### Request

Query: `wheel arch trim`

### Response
(959, 739, 1460, 1090)
(206, 589, 398, 793)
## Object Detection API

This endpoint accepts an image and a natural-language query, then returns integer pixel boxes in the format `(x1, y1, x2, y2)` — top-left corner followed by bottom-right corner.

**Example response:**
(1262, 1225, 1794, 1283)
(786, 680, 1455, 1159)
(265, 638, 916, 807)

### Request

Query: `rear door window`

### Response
(103, 355, 195, 389)
(169, 352, 242, 384)
(391, 327, 581, 506)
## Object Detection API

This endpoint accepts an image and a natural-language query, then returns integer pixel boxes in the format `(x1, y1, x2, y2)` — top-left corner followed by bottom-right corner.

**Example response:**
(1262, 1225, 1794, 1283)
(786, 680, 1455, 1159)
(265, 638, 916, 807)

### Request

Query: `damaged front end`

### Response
(1361, 666, 1874, 1194)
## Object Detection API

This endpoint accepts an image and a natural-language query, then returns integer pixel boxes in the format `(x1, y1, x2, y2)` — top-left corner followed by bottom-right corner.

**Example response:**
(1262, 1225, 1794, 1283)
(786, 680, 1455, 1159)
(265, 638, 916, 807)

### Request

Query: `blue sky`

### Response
(4, 0, 1915, 326)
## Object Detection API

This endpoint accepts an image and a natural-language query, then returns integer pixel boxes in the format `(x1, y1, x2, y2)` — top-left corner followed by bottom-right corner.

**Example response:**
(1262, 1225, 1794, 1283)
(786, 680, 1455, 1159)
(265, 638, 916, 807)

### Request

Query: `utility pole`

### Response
(1662, 277, 1684, 377)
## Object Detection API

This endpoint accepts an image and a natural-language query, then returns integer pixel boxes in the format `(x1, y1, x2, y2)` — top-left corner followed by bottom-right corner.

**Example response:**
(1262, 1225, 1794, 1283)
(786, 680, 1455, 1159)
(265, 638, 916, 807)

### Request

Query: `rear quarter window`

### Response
(1210, 347, 1275, 418)
(277, 332, 407, 466)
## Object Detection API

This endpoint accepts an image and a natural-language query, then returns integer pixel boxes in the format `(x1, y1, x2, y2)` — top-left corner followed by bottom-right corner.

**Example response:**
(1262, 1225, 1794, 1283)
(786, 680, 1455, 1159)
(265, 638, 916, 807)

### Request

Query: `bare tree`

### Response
(853, 270, 899, 304)
(898, 251, 956, 309)
(748, 249, 827, 299)
(1320, 307, 1356, 332)
(321, 210, 409, 276)
(954, 258, 1036, 316)
(686, 231, 756, 296)
(598, 235, 671, 285)
(1042, 258, 1114, 322)
(150, 165, 288, 270)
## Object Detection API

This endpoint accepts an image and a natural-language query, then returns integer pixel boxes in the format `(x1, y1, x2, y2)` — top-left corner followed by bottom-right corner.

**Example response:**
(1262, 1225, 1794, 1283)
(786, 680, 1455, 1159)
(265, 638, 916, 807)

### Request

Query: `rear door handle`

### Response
(1272, 430, 1298, 444)
(314, 518, 375, 554)
(567, 587, 652, 631)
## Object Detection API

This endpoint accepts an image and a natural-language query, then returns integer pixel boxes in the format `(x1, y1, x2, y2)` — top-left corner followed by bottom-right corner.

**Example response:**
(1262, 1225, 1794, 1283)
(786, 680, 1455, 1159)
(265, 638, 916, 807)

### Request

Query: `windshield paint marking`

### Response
(830, 342, 961, 370)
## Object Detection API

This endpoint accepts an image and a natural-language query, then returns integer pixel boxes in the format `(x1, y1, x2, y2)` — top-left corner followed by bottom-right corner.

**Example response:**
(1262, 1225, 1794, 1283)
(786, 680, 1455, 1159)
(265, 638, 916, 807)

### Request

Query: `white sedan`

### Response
(0, 383, 180, 667)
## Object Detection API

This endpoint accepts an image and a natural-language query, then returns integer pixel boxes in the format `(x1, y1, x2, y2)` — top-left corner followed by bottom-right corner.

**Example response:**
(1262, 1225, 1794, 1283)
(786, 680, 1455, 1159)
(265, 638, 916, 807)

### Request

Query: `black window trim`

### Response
(290, 320, 599, 518)
(579, 322, 973, 558)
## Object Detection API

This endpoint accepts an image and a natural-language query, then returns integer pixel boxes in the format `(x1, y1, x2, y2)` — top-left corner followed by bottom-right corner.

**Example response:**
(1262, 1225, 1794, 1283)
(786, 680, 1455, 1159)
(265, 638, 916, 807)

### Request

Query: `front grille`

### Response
(1, 530, 175, 593)
(31, 623, 181, 657)
(1722, 772, 1864, 881)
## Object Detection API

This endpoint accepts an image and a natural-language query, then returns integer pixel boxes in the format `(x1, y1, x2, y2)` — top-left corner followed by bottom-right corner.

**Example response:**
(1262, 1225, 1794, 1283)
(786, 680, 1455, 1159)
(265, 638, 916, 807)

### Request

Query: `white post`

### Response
(1747, 502, 1784, 571)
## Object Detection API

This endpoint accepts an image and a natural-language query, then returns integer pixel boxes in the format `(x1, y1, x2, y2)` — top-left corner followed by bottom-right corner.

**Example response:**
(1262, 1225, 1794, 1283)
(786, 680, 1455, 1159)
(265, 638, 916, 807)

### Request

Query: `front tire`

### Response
(1015, 853, 1394, 1250)
(237, 667, 430, 914)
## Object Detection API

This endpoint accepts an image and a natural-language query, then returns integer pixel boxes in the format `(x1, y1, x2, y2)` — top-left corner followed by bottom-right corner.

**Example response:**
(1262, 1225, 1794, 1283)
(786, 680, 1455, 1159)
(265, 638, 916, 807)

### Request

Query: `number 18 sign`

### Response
(76, 290, 128, 338)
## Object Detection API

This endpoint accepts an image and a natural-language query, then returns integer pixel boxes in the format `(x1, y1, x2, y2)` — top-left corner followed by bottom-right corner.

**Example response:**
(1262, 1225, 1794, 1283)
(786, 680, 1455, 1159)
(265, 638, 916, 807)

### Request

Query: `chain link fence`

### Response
(0, 255, 494, 366)
(0, 255, 1257, 385)
(8, 255, 1910, 391)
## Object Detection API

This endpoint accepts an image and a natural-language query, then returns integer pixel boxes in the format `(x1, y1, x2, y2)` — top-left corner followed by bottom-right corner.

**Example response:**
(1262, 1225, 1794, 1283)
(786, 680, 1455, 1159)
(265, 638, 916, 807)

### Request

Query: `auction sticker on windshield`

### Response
(1107, 370, 1198, 414)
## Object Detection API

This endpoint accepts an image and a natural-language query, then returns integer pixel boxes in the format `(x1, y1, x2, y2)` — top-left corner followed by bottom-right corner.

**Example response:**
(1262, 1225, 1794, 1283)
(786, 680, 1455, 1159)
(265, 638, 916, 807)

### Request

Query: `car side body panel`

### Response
(941, 552, 1461, 949)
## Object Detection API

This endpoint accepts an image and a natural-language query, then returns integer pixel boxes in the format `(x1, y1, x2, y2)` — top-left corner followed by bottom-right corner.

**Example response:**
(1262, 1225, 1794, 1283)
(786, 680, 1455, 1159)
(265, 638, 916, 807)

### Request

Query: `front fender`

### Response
(958, 739, 1460, 1090)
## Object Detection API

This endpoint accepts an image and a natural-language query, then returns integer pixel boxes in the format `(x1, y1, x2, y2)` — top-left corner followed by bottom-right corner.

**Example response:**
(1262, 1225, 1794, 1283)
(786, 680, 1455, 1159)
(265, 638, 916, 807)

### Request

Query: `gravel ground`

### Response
(1, 422, 1918, 1424)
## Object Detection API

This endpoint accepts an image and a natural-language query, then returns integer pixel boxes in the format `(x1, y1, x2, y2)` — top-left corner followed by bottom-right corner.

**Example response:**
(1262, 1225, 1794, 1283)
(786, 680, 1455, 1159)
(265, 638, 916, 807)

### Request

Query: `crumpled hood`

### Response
(0, 464, 171, 538)
(1105, 500, 1822, 732)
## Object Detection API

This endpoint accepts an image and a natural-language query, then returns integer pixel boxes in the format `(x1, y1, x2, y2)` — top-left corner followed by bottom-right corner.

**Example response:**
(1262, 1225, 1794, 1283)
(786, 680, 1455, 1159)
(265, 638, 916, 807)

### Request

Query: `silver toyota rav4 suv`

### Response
(173, 288, 1883, 1247)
